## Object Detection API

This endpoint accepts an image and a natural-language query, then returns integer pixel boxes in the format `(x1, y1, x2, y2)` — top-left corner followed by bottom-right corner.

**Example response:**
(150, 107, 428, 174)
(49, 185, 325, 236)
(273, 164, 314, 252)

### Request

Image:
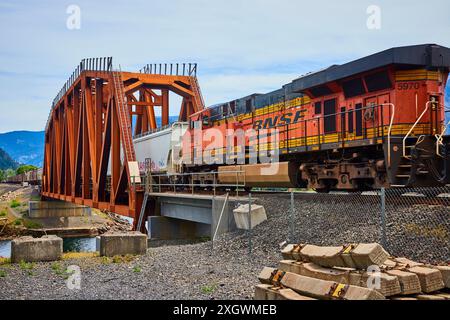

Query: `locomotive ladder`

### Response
(112, 70, 136, 162)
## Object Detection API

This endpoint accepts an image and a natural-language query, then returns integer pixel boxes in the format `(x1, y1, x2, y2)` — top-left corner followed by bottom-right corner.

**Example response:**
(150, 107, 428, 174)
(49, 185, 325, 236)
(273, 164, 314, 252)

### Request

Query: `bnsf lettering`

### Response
(253, 110, 304, 130)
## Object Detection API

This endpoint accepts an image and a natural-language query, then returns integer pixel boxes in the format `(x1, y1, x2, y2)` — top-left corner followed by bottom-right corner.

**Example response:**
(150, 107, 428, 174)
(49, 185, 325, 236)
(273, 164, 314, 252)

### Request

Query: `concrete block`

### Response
(148, 216, 210, 240)
(385, 269, 422, 295)
(278, 261, 400, 297)
(299, 245, 345, 267)
(259, 267, 385, 300)
(254, 284, 316, 301)
(435, 293, 450, 300)
(279, 260, 304, 275)
(278, 288, 316, 300)
(407, 266, 444, 293)
(350, 243, 389, 269)
(349, 271, 401, 297)
(434, 266, 450, 288)
(11, 235, 62, 263)
(100, 232, 147, 257)
(394, 257, 423, 267)
(28, 200, 91, 218)
(281, 244, 296, 260)
(258, 266, 278, 285)
(415, 294, 445, 300)
(281, 244, 304, 261)
(253, 282, 280, 300)
(233, 204, 267, 230)
(254, 284, 272, 300)
(281, 243, 389, 269)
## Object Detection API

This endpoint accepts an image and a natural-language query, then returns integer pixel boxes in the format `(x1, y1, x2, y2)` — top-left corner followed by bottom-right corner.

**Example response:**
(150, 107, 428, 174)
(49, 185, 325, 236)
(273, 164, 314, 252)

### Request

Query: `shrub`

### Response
(133, 266, 141, 273)
(201, 284, 218, 294)
(10, 199, 21, 208)
(19, 260, 35, 271)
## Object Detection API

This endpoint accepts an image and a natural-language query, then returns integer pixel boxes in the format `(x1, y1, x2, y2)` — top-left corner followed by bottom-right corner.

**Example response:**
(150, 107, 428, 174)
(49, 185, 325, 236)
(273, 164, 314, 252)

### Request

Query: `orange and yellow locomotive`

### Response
(182, 44, 450, 191)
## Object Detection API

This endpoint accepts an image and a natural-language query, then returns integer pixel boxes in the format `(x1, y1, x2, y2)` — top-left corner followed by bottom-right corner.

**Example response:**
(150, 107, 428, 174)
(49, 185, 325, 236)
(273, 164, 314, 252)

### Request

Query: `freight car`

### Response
(179, 44, 450, 192)
(5, 168, 42, 185)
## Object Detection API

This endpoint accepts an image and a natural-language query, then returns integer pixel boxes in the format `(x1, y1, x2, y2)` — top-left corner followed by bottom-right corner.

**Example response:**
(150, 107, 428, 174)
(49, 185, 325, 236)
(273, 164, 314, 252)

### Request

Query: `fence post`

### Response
(290, 192, 295, 243)
(248, 192, 252, 256)
(380, 187, 387, 248)
(211, 195, 215, 253)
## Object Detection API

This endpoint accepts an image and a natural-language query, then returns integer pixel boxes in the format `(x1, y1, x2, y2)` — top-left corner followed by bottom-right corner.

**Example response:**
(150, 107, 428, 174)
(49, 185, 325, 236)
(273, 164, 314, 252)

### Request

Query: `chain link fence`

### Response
(242, 186, 449, 264)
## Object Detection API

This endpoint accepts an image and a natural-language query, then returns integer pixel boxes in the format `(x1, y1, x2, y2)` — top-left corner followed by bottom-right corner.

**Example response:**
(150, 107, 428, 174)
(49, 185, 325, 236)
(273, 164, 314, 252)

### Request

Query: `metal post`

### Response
(212, 192, 229, 253)
(213, 173, 216, 197)
(380, 187, 387, 248)
(211, 195, 215, 253)
(290, 191, 295, 243)
(248, 193, 252, 256)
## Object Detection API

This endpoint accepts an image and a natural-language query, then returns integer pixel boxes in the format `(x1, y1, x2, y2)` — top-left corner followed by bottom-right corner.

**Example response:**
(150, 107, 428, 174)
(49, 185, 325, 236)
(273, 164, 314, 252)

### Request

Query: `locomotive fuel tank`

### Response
(218, 162, 301, 188)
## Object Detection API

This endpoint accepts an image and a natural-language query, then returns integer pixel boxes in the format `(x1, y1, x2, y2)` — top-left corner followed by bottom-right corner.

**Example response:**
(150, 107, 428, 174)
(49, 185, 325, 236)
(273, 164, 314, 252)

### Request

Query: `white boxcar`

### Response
(133, 122, 188, 173)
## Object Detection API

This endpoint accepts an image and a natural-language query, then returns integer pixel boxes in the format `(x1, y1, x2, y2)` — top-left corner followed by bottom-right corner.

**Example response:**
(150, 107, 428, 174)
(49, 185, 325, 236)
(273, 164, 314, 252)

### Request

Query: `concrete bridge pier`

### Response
(147, 193, 244, 240)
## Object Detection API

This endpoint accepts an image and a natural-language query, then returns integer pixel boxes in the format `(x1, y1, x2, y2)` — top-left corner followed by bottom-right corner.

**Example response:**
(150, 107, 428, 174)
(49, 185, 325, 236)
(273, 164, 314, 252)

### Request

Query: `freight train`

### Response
(4, 168, 42, 185)
(161, 44, 450, 192)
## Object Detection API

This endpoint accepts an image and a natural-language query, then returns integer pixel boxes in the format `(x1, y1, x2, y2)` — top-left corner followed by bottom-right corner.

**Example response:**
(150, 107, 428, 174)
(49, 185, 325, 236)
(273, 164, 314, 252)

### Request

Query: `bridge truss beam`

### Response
(41, 58, 204, 230)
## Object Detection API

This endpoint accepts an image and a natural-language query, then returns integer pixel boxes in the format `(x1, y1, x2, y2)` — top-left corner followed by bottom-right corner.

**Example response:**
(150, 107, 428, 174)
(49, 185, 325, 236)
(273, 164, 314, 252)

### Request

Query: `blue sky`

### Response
(0, 0, 449, 132)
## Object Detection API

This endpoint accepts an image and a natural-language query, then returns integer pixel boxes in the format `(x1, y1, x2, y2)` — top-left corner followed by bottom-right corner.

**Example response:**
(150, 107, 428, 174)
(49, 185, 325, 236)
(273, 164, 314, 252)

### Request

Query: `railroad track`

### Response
(144, 187, 450, 207)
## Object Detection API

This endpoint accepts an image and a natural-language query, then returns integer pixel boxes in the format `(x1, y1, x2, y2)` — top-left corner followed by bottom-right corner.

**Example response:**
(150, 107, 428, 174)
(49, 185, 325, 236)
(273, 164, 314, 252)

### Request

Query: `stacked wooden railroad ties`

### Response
(256, 243, 450, 300)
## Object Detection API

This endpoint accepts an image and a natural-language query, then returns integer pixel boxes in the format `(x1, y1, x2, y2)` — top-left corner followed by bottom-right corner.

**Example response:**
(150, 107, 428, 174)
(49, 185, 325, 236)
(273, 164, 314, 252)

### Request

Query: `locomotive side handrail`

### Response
(378, 103, 396, 169)
(435, 103, 450, 157)
(142, 170, 246, 197)
(402, 101, 432, 159)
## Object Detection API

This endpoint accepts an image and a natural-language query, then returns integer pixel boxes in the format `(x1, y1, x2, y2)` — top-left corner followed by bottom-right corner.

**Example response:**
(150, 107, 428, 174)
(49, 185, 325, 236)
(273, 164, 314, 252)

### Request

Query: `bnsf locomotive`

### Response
(179, 44, 450, 192)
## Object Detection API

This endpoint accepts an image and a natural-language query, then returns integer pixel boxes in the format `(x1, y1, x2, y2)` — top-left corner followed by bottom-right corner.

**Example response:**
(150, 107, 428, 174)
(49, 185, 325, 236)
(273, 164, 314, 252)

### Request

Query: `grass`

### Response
(100, 256, 112, 264)
(10, 199, 21, 208)
(63, 252, 98, 260)
(0, 269, 6, 277)
(51, 262, 64, 275)
(19, 260, 35, 271)
(198, 236, 211, 243)
(19, 260, 35, 276)
(13, 219, 22, 226)
(22, 219, 43, 229)
(201, 284, 218, 294)
(0, 257, 11, 265)
(101, 254, 136, 264)
(0, 209, 6, 217)
(112, 254, 135, 263)
(133, 266, 141, 273)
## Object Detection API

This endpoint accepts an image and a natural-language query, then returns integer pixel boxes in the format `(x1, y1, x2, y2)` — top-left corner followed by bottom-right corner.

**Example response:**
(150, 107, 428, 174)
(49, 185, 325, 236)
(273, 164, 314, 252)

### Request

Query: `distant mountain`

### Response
(0, 147, 18, 170)
(0, 131, 44, 167)
(0, 117, 180, 168)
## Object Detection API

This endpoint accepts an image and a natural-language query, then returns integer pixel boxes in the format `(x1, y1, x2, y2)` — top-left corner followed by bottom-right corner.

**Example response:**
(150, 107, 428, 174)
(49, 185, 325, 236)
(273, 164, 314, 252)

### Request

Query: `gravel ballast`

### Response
(0, 192, 448, 300)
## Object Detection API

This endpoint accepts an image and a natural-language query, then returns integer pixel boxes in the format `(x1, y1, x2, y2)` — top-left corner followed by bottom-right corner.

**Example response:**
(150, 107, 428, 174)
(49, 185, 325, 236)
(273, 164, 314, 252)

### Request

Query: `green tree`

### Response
(0, 169, 5, 182)
(16, 165, 38, 175)
(6, 168, 17, 177)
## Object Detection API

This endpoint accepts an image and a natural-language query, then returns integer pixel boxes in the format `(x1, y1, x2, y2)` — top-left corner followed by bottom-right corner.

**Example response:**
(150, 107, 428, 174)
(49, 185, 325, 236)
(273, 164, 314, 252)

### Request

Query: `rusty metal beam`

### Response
(42, 58, 204, 231)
